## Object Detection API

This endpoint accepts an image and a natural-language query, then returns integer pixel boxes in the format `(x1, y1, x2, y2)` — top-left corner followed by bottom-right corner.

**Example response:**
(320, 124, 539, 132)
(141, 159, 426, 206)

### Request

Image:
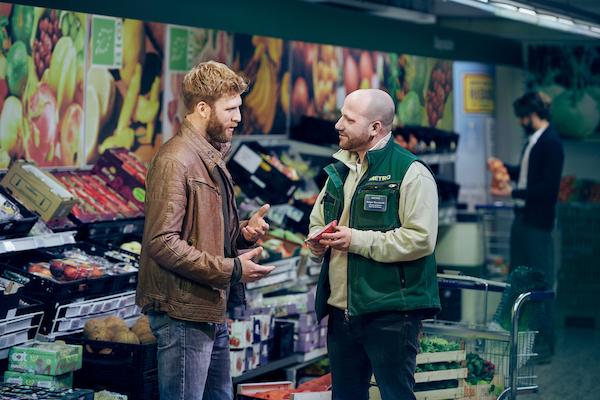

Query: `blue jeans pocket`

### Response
(148, 312, 171, 349)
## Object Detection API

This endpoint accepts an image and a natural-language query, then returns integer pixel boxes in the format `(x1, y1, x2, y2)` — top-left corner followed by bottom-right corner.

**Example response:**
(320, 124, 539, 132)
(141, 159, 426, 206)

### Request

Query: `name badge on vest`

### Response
(364, 194, 387, 212)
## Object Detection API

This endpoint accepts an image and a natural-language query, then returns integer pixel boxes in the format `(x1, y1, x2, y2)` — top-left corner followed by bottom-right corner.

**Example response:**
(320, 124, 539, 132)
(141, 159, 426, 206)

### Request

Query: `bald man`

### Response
(308, 89, 441, 400)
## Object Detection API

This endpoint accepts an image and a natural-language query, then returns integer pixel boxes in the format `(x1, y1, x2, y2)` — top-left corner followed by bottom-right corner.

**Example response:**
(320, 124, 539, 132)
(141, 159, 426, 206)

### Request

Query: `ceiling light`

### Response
(446, 0, 600, 39)
(558, 18, 574, 26)
(518, 8, 536, 16)
(539, 14, 558, 22)
(493, 2, 517, 12)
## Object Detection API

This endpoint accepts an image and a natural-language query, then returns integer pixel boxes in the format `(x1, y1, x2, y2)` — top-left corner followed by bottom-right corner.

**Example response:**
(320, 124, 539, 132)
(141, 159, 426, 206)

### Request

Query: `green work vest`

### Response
(315, 138, 441, 320)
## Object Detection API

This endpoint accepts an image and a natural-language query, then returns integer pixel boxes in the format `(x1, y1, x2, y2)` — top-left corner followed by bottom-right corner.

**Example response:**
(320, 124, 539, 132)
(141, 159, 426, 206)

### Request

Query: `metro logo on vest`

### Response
(368, 174, 392, 182)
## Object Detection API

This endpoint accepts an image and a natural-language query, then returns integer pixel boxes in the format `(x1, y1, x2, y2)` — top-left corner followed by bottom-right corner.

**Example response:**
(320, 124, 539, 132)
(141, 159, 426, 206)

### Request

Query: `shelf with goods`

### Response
(233, 348, 328, 385)
(0, 311, 45, 360)
(0, 232, 77, 255)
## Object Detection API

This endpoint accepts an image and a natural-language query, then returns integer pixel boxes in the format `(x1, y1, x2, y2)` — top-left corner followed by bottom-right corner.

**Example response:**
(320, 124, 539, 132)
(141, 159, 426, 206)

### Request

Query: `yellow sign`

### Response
(464, 74, 494, 113)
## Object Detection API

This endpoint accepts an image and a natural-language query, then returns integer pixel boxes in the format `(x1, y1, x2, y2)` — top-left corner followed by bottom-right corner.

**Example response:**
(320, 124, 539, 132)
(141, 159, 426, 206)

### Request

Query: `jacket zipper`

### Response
(400, 266, 406, 289)
(346, 162, 371, 318)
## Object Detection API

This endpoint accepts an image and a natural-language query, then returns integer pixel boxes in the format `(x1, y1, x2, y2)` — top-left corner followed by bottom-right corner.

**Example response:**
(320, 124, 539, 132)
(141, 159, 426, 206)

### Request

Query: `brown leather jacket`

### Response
(136, 120, 246, 323)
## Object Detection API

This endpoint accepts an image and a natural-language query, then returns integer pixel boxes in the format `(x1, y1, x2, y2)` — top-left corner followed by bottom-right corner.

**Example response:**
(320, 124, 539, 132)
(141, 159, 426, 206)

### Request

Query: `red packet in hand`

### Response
(306, 220, 338, 244)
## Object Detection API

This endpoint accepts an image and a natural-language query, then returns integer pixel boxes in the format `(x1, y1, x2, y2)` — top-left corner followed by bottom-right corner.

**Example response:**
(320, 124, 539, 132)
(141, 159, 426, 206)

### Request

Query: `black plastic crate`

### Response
(74, 366, 157, 400)
(227, 141, 299, 205)
(66, 334, 158, 400)
(75, 217, 145, 241)
(15, 296, 45, 316)
(0, 242, 137, 302)
(0, 383, 94, 399)
(270, 321, 295, 360)
(0, 283, 22, 320)
(89, 233, 142, 260)
(64, 334, 158, 372)
(0, 186, 38, 240)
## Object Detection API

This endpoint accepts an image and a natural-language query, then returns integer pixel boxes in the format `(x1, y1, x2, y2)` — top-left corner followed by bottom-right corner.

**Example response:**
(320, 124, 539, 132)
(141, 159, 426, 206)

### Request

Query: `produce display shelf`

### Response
(233, 348, 328, 384)
(0, 231, 77, 254)
(0, 311, 44, 360)
(247, 273, 318, 296)
(47, 291, 138, 339)
(246, 257, 300, 290)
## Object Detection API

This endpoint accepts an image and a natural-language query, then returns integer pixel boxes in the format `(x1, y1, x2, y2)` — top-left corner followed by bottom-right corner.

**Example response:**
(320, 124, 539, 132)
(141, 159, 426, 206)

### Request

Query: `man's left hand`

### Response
(320, 226, 352, 252)
(242, 204, 270, 242)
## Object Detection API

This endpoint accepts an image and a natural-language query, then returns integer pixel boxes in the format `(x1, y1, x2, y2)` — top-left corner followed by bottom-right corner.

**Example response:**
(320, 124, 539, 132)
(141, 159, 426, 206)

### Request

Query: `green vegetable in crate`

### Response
(466, 353, 495, 385)
(420, 336, 461, 353)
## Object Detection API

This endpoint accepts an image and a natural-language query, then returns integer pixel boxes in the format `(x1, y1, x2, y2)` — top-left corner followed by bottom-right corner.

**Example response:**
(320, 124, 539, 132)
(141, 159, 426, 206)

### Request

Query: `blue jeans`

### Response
(327, 307, 422, 400)
(148, 312, 232, 400)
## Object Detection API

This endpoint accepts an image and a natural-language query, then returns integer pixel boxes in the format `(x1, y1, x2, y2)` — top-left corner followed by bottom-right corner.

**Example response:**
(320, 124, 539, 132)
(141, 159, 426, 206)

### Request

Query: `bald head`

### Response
(347, 89, 395, 131)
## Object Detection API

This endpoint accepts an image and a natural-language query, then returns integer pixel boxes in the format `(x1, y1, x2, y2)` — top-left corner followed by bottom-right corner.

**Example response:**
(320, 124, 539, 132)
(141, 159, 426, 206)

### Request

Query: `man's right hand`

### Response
(238, 247, 275, 283)
(307, 240, 328, 258)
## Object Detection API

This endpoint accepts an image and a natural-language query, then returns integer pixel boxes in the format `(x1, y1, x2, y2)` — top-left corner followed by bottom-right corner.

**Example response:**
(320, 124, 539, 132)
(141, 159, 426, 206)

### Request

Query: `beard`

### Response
(339, 130, 373, 152)
(521, 122, 535, 136)
(206, 113, 229, 144)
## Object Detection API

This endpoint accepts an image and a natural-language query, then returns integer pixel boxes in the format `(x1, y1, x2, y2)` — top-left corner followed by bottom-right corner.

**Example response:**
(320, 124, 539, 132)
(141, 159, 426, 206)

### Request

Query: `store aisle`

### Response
(520, 327, 600, 400)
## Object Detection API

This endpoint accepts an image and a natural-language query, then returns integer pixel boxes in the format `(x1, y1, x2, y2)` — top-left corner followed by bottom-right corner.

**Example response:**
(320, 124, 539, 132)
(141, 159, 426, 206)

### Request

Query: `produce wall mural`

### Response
(86, 16, 165, 164)
(381, 54, 453, 130)
(163, 27, 234, 138)
(0, 4, 86, 168)
(0, 2, 455, 170)
(527, 45, 600, 139)
(234, 35, 289, 136)
(289, 42, 454, 131)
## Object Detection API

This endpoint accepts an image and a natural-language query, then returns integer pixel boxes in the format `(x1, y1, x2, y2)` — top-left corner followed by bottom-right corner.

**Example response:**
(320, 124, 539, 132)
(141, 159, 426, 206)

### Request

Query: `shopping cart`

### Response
(475, 204, 515, 277)
(425, 274, 554, 400)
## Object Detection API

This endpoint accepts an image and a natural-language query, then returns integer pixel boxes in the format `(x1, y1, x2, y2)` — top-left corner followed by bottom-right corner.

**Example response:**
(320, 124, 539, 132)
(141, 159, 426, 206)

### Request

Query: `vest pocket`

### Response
(353, 183, 400, 231)
(354, 261, 404, 306)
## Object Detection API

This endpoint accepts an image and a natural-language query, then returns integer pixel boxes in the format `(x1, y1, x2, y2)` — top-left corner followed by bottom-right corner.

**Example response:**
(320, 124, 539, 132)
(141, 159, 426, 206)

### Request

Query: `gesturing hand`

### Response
(238, 247, 275, 283)
(242, 204, 270, 242)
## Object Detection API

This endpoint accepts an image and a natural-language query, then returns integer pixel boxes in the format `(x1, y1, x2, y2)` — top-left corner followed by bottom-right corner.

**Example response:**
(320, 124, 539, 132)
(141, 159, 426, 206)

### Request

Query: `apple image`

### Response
(49, 260, 65, 279)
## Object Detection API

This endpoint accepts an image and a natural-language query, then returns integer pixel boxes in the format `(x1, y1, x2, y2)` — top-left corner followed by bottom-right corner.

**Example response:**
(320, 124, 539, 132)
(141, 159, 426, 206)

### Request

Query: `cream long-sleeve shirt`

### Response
(309, 133, 438, 310)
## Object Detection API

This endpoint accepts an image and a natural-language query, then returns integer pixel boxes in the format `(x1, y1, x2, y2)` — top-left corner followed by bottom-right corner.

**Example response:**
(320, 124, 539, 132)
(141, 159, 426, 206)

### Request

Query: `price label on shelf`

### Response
(1, 240, 16, 253)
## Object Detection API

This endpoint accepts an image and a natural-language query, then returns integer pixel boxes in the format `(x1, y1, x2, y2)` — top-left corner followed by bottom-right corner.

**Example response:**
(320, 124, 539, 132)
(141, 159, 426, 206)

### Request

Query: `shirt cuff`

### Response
(231, 257, 243, 284)
(349, 228, 370, 256)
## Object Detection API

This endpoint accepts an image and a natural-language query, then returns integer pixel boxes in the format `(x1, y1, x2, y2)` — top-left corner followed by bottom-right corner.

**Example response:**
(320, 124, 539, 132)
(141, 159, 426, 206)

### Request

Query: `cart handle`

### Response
(527, 290, 555, 302)
(503, 290, 555, 400)
(437, 273, 508, 293)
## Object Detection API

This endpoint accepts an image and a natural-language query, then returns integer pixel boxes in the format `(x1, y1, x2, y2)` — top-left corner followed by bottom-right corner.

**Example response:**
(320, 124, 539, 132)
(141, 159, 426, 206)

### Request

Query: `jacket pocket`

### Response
(353, 182, 400, 231)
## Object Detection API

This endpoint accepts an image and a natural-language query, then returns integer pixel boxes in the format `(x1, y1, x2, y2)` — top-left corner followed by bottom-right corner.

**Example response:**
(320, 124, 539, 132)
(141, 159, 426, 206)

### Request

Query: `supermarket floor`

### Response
(520, 326, 600, 400)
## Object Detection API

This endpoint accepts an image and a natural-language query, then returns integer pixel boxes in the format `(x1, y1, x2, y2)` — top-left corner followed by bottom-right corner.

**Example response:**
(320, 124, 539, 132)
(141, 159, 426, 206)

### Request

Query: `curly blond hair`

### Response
(181, 61, 248, 113)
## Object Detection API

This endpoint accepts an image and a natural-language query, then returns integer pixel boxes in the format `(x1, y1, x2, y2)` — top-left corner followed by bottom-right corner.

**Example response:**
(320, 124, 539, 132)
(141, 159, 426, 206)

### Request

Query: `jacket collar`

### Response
(180, 118, 231, 170)
(333, 133, 393, 169)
